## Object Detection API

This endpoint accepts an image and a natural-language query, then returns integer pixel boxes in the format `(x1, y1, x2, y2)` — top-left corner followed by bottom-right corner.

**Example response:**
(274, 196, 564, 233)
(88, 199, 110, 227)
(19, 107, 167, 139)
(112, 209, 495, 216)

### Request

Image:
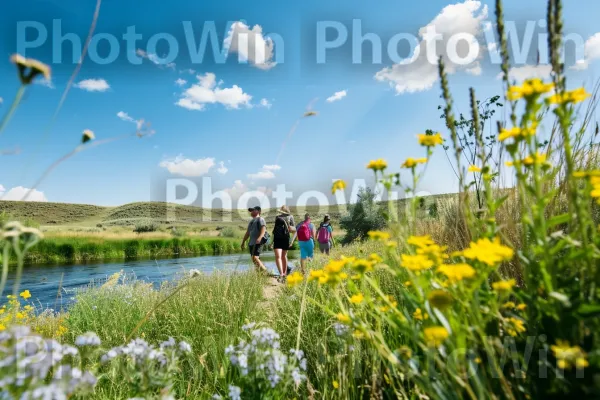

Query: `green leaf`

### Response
(577, 304, 600, 318)
(547, 213, 570, 228)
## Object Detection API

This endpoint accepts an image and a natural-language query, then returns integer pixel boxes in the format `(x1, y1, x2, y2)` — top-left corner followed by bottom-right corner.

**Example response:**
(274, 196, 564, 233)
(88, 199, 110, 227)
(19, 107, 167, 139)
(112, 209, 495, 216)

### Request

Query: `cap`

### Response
(248, 206, 261, 212)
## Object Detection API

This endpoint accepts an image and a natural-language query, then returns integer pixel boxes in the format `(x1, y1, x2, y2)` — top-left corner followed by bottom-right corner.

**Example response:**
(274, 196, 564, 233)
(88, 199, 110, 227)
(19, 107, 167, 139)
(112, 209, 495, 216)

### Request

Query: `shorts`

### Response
(273, 235, 291, 250)
(298, 240, 314, 260)
(319, 242, 331, 252)
(249, 244, 262, 257)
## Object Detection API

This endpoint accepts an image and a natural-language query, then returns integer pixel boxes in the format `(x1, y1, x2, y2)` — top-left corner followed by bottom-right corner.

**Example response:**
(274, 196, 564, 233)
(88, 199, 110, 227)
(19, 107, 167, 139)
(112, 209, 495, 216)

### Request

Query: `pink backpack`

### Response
(317, 224, 331, 244)
(297, 221, 312, 241)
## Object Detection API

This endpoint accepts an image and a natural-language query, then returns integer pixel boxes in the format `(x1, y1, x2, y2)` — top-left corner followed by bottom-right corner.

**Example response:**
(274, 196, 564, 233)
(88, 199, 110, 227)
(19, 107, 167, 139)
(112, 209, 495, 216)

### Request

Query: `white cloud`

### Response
(224, 21, 277, 70)
(137, 49, 176, 69)
(466, 64, 482, 75)
(175, 78, 187, 86)
(116, 111, 145, 130)
(375, 0, 488, 94)
(224, 180, 248, 200)
(0, 186, 48, 202)
(326, 90, 348, 103)
(175, 72, 252, 111)
(498, 64, 552, 81)
(75, 79, 110, 92)
(217, 161, 229, 175)
(259, 98, 272, 109)
(34, 78, 55, 89)
(571, 33, 600, 71)
(159, 156, 216, 177)
(247, 164, 280, 180)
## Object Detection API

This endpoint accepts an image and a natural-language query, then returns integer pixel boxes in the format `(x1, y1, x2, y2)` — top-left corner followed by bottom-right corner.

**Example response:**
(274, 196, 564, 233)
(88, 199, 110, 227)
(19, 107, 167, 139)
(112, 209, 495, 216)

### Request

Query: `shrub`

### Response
(219, 226, 238, 238)
(133, 219, 158, 233)
(339, 187, 386, 245)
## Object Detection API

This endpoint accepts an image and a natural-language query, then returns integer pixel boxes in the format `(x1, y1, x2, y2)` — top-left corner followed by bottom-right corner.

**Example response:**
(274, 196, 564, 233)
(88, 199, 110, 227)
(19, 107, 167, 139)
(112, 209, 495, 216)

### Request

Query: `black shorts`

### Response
(249, 244, 262, 256)
(273, 235, 291, 250)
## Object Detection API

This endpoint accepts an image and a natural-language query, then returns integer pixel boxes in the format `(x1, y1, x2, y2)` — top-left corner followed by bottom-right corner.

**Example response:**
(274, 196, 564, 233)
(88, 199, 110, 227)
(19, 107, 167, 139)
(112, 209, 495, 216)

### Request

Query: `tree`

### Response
(339, 187, 386, 245)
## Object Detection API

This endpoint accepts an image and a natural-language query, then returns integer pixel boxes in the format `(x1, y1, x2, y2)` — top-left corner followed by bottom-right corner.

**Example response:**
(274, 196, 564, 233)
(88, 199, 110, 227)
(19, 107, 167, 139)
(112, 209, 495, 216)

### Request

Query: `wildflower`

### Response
(492, 279, 517, 293)
(415, 242, 448, 265)
(378, 295, 397, 312)
(11, 54, 51, 85)
(401, 254, 434, 272)
(350, 259, 374, 275)
(385, 241, 398, 249)
(337, 313, 351, 324)
(547, 87, 591, 105)
(16, 312, 25, 320)
(506, 317, 526, 336)
(413, 308, 428, 321)
(20, 290, 31, 299)
(352, 330, 365, 339)
(437, 263, 476, 282)
(499, 124, 537, 142)
(287, 271, 304, 287)
(427, 290, 453, 310)
(179, 341, 192, 353)
(75, 332, 102, 347)
(407, 235, 435, 248)
(368, 231, 390, 241)
(331, 179, 347, 194)
(82, 129, 95, 144)
(368, 253, 383, 264)
(507, 79, 554, 101)
(502, 301, 516, 309)
(308, 269, 325, 281)
(350, 294, 364, 304)
(332, 380, 340, 389)
(333, 323, 350, 337)
(468, 165, 482, 173)
(228, 385, 242, 400)
(24, 305, 34, 312)
(417, 133, 443, 147)
(404, 280, 412, 287)
(424, 326, 449, 347)
(461, 237, 514, 266)
(516, 303, 527, 311)
(397, 346, 412, 359)
(366, 159, 388, 172)
(551, 340, 589, 369)
(401, 157, 427, 169)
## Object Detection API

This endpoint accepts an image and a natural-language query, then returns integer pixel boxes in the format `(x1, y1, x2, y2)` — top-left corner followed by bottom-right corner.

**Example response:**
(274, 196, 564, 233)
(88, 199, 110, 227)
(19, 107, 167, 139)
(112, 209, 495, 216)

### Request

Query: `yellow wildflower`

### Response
(506, 317, 526, 336)
(352, 330, 364, 339)
(366, 159, 388, 172)
(461, 237, 514, 266)
(331, 179, 347, 194)
(351, 259, 374, 275)
(416, 243, 448, 265)
(407, 235, 435, 248)
(413, 308, 428, 321)
(551, 340, 589, 369)
(82, 129, 95, 144)
(417, 133, 443, 147)
(24, 305, 34, 312)
(468, 165, 482, 172)
(379, 295, 397, 312)
(404, 280, 412, 287)
(547, 87, 591, 105)
(332, 380, 339, 389)
(16, 312, 25, 320)
(401, 254, 434, 272)
(20, 290, 31, 300)
(0, 324, 5, 332)
(424, 326, 449, 347)
(397, 346, 412, 359)
(368, 253, 383, 264)
(499, 125, 537, 142)
(502, 301, 516, 309)
(337, 313, 351, 324)
(437, 263, 476, 282)
(11, 54, 52, 85)
(492, 279, 517, 293)
(368, 231, 390, 241)
(350, 294, 364, 304)
(427, 290, 453, 310)
(385, 241, 398, 249)
(507, 79, 554, 101)
(6, 295, 16, 300)
(308, 269, 325, 281)
(516, 303, 527, 311)
(287, 271, 304, 287)
(401, 157, 428, 169)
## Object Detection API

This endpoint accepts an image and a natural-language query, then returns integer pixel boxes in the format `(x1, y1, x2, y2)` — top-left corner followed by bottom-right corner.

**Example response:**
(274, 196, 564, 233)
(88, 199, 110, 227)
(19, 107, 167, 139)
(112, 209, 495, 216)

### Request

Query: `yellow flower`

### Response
(401, 254, 434, 272)
(499, 124, 537, 142)
(416, 243, 448, 265)
(82, 129, 95, 144)
(332, 380, 339, 389)
(350, 294, 364, 304)
(407, 235, 435, 248)
(502, 301, 516, 309)
(413, 308, 428, 321)
(385, 241, 398, 249)
(368, 253, 383, 264)
(366, 159, 388, 172)
(352, 330, 365, 339)
(427, 290, 453, 310)
(6, 295, 16, 300)
(417, 133, 443, 147)
(331, 179, 347, 194)
(437, 263, 476, 282)
(424, 326, 449, 347)
(404, 280, 412, 287)
(20, 290, 31, 300)
(461, 237, 514, 266)
(0, 324, 5, 332)
(350, 259, 374, 275)
(397, 346, 412, 359)
(308, 269, 325, 281)
(507, 79, 554, 101)
(11, 54, 52, 85)
(516, 303, 527, 311)
(492, 279, 517, 292)
(16, 312, 25, 320)
(378, 295, 397, 313)
(368, 231, 390, 241)
(287, 271, 304, 287)
(547, 87, 591, 105)
(337, 313, 351, 324)
(506, 317, 526, 336)
(23, 305, 34, 312)
(401, 157, 428, 169)
(551, 340, 589, 369)
(468, 165, 482, 173)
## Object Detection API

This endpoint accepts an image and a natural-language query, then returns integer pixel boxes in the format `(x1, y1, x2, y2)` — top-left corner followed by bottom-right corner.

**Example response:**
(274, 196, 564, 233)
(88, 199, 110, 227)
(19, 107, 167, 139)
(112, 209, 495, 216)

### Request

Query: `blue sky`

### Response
(0, 0, 599, 207)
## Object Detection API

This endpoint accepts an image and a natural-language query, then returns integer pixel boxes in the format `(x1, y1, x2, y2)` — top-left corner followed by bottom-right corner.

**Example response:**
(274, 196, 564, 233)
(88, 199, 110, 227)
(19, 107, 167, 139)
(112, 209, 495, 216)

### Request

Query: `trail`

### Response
(258, 276, 283, 311)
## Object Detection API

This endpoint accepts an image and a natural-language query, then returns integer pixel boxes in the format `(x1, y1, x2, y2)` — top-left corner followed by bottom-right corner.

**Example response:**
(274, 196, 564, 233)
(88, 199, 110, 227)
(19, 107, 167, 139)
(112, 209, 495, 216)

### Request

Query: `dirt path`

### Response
(259, 276, 283, 310)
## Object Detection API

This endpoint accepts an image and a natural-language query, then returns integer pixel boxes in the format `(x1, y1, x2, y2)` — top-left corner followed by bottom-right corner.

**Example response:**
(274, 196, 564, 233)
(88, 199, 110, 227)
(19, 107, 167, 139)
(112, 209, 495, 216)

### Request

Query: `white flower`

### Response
(75, 332, 101, 347)
(228, 385, 242, 400)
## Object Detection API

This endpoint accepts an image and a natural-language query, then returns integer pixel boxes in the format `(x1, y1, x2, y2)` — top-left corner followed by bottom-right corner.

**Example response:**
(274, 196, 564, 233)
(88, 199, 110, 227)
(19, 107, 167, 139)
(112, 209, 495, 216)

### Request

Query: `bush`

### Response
(133, 219, 158, 233)
(339, 187, 386, 245)
(170, 227, 186, 237)
(219, 226, 238, 238)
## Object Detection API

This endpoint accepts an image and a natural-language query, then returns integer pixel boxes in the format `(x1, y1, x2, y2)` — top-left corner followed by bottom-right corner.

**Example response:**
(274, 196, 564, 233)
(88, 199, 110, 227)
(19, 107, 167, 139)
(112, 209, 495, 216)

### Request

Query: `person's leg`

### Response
(298, 241, 308, 275)
(325, 242, 331, 256)
(274, 248, 283, 276)
(250, 245, 267, 273)
(281, 249, 288, 275)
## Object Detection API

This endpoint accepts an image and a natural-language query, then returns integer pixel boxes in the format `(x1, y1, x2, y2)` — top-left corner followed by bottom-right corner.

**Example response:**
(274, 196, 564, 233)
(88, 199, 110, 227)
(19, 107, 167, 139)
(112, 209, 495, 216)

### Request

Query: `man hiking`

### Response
(316, 214, 334, 255)
(272, 205, 296, 282)
(291, 213, 315, 275)
(241, 206, 268, 273)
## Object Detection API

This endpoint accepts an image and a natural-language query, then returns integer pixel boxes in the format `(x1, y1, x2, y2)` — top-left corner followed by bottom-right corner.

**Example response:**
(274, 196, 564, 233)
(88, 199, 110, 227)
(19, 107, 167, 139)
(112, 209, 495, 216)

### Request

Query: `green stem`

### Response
(295, 278, 310, 351)
(0, 85, 26, 137)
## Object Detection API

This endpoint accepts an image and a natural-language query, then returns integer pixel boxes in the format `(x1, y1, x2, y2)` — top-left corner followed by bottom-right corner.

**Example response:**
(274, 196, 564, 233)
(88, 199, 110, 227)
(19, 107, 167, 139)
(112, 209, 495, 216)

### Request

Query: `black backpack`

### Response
(273, 216, 290, 239)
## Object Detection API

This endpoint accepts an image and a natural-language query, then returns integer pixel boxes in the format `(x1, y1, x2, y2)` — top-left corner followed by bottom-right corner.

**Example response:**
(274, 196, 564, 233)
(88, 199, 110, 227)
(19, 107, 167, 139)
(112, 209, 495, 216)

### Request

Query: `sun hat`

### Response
(279, 205, 291, 215)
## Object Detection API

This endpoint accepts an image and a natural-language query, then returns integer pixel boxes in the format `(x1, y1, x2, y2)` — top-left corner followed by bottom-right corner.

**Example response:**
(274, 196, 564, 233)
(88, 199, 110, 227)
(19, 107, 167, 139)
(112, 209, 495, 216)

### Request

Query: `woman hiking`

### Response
(291, 213, 316, 275)
(272, 205, 296, 282)
(316, 214, 334, 255)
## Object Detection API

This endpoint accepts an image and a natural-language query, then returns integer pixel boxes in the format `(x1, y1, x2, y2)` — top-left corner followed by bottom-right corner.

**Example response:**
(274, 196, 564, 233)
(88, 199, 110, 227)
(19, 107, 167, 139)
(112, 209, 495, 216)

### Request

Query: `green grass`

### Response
(22, 237, 240, 264)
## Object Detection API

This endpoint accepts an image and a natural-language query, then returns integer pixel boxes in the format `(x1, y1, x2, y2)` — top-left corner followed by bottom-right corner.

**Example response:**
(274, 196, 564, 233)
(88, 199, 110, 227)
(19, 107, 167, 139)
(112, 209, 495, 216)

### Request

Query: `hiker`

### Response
(272, 205, 296, 282)
(316, 214, 334, 255)
(291, 213, 315, 274)
(241, 206, 268, 273)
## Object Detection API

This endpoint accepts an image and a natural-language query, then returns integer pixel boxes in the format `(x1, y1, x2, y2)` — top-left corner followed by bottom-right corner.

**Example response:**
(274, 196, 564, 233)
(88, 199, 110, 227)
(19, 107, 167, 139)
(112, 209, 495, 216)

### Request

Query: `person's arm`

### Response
(241, 229, 250, 250)
(312, 224, 317, 241)
(256, 218, 266, 244)
(288, 216, 296, 233)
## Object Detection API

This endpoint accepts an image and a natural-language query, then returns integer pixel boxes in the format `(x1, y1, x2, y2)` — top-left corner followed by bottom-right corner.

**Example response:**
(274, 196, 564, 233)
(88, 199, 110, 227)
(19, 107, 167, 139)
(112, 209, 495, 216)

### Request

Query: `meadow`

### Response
(2, 0, 600, 399)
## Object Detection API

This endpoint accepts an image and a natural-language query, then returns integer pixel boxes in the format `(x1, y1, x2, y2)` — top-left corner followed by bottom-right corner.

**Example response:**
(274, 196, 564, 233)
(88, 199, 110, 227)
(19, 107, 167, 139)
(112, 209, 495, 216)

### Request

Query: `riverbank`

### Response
(21, 236, 241, 264)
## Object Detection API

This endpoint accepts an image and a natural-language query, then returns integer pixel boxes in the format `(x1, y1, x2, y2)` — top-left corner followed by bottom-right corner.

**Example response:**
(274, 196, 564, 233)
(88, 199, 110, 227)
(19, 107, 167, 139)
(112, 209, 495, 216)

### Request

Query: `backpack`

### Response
(317, 223, 332, 244)
(297, 221, 312, 242)
(253, 218, 270, 245)
(273, 216, 290, 239)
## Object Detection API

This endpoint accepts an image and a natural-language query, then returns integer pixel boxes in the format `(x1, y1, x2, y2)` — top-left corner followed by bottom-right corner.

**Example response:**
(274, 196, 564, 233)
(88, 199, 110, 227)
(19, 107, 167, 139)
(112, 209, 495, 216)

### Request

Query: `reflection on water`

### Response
(2, 251, 298, 310)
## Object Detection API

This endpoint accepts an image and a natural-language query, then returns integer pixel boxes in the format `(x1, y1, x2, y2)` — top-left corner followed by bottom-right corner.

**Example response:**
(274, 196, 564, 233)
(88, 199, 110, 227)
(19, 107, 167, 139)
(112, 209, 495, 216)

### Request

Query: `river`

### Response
(2, 251, 298, 310)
